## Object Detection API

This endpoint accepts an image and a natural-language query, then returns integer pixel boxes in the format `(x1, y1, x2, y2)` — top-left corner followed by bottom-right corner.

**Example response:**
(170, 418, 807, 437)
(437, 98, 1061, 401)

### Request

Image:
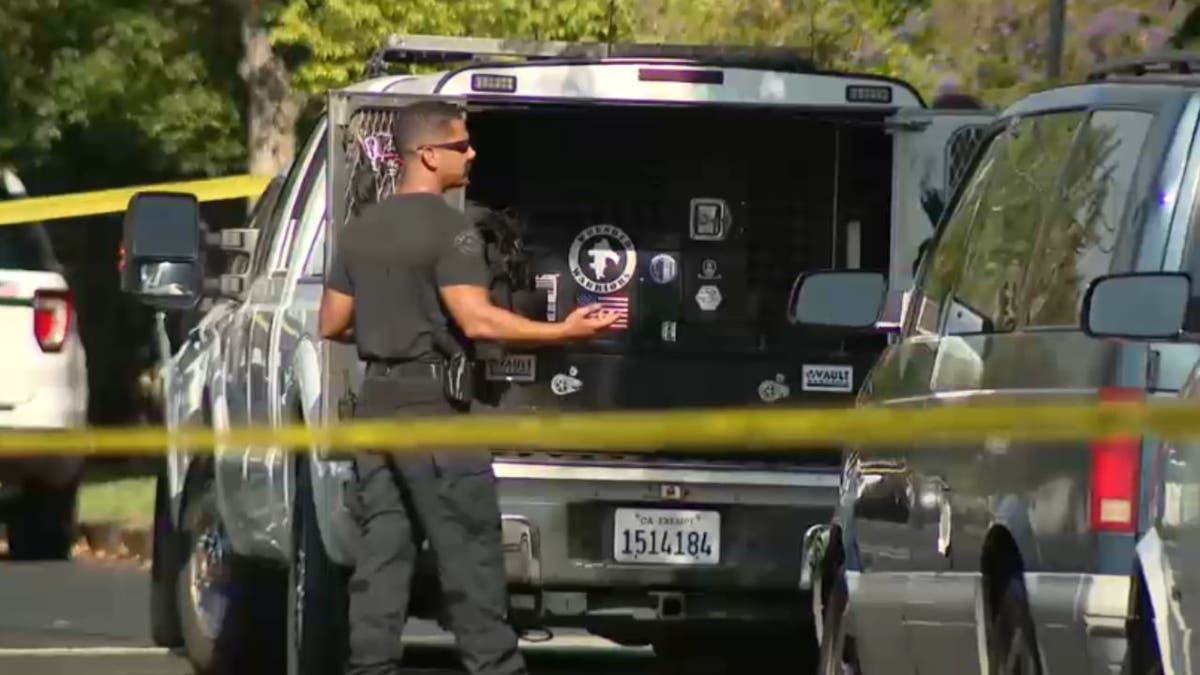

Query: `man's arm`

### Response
(440, 285, 571, 343)
(436, 223, 617, 344)
(318, 288, 355, 343)
(320, 236, 356, 343)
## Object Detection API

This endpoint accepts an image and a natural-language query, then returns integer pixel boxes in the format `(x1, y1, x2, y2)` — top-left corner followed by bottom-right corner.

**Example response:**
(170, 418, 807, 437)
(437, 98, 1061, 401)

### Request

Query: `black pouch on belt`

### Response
(419, 285, 475, 406)
(441, 350, 474, 405)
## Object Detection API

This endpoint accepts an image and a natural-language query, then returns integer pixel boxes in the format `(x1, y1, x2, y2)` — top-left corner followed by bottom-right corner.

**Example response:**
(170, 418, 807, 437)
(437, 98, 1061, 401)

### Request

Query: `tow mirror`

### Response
(1082, 272, 1190, 340)
(788, 270, 888, 330)
(120, 191, 204, 311)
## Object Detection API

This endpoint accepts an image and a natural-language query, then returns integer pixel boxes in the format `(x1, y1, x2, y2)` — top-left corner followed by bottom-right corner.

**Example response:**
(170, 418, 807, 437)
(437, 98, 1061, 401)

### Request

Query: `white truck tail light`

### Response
(1089, 387, 1142, 533)
(33, 289, 73, 353)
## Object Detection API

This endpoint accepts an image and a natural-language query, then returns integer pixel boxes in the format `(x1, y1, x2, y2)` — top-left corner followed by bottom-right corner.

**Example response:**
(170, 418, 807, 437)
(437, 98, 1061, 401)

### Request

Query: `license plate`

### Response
(484, 354, 536, 382)
(612, 508, 720, 565)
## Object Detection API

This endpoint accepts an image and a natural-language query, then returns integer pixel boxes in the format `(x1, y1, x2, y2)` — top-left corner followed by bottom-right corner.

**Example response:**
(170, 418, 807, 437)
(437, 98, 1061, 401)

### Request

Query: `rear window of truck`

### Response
(0, 225, 56, 272)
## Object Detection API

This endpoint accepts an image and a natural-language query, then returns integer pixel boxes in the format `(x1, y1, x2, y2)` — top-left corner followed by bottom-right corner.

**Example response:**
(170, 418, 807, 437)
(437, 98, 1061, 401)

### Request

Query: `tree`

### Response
(878, 0, 1191, 107)
(0, 0, 245, 177)
(271, 0, 636, 96)
(235, 0, 306, 180)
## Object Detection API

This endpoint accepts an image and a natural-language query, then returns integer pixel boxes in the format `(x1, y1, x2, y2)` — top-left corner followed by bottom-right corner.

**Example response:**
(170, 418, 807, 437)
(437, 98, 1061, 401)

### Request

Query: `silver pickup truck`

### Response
(120, 34, 993, 675)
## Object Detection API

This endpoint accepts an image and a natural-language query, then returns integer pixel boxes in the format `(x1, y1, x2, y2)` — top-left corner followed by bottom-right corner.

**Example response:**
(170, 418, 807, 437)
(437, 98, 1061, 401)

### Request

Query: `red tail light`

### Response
(1090, 387, 1142, 533)
(33, 289, 73, 353)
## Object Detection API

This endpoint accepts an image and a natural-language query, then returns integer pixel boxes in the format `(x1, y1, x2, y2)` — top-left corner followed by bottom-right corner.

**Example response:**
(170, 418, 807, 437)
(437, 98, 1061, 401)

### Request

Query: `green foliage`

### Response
(0, 0, 245, 177)
(884, 0, 1190, 107)
(273, 0, 636, 94)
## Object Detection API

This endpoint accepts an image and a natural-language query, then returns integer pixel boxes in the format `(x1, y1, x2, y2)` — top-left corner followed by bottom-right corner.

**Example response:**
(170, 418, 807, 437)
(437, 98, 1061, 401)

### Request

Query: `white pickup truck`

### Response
(120, 34, 993, 675)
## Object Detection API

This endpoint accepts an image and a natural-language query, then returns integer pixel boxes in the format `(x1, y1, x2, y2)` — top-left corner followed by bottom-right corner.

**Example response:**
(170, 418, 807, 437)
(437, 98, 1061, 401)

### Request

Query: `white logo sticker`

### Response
(689, 197, 731, 241)
(535, 273, 559, 322)
(648, 253, 678, 284)
(695, 285, 722, 311)
(568, 224, 637, 294)
(661, 320, 677, 343)
(801, 365, 853, 393)
(698, 258, 721, 280)
(551, 366, 583, 396)
(485, 354, 536, 383)
(758, 374, 791, 403)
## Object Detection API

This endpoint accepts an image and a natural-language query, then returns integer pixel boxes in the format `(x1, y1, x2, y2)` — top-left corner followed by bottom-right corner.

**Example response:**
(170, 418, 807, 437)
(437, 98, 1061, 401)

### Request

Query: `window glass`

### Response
(288, 168, 325, 276)
(0, 225, 55, 271)
(250, 125, 323, 276)
(228, 175, 285, 276)
(949, 112, 1088, 334)
(1022, 110, 1153, 327)
(303, 219, 327, 278)
(909, 127, 1009, 335)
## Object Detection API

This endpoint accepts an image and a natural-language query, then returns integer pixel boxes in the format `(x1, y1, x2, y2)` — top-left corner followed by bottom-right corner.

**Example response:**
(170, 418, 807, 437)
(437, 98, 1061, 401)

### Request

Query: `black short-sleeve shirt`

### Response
(326, 192, 489, 362)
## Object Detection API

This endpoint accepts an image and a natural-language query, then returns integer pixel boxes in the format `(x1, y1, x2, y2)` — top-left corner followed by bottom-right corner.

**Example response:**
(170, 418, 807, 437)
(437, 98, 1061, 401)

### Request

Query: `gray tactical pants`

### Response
(345, 374, 527, 675)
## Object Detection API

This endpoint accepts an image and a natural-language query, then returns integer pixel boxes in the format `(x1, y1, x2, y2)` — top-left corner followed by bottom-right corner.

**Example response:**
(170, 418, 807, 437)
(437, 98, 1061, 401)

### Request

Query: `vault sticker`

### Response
(801, 364, 853, 393)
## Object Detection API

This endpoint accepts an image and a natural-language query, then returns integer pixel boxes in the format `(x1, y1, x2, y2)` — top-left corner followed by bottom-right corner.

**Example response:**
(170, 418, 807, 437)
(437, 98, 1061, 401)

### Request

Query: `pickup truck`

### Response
(120, 34, 993, 675)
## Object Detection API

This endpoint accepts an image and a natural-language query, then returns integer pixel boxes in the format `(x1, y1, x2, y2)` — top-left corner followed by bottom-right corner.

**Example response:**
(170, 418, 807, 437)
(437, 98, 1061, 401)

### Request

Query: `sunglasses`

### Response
(419, 138, 472, 153)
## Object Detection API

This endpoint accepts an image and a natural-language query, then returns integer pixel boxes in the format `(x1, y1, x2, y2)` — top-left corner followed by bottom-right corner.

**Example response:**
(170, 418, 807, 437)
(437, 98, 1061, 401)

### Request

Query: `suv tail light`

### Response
(33, 289, 73, 353)
(1089, 387, 1142, 533)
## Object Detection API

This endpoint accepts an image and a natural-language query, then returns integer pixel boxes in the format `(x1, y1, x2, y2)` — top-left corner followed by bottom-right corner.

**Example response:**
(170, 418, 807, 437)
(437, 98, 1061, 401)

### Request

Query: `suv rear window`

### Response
(909, 107, 1154, 336)
(0, 225, 56, 271)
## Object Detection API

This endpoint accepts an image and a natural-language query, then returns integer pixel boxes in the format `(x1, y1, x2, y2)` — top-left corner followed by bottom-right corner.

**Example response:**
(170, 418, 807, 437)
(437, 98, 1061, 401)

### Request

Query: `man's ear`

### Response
(418, 146, 438, 172)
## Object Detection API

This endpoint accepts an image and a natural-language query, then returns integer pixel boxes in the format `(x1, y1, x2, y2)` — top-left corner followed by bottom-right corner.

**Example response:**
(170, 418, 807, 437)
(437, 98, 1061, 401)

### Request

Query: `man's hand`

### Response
(559, 304, 620, 339)
(439, 286, 618, 344)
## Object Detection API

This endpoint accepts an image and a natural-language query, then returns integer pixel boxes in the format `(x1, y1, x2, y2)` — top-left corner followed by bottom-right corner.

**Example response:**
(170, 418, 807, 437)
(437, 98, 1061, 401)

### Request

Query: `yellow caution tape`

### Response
(0, 174, 275, 227)
(0, 400, 1194, 457)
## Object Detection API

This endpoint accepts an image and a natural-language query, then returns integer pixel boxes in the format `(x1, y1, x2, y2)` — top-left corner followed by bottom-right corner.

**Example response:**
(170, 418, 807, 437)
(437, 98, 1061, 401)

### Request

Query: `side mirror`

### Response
(120, 191, 204, 311)
(788, 270, 888, 329)
(1082, 272, 1190, 340)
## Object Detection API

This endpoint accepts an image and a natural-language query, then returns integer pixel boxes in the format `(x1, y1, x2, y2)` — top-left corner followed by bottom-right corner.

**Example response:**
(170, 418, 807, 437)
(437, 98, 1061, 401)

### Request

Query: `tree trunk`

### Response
(240, 14, 299, 188)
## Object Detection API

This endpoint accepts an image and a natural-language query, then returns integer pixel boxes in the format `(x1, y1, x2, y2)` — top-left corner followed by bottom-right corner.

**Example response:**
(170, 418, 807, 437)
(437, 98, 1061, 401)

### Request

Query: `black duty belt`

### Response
(364, 360, 443, 380)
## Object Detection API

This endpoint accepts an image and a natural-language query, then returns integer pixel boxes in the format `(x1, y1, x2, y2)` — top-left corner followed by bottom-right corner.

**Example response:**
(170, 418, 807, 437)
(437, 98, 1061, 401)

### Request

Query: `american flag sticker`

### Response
(577, 292, 630, 329)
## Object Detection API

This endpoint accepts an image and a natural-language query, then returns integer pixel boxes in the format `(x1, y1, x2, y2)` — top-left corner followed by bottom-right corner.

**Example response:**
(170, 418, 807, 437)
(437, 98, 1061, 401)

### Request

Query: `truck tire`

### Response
(1121, 573, 1165, 675)
(149, 470, 183, 647)
(817, 563, 861, 675)
(288, 456, 349, 675)
(987, 575, 1042, 675)
(176, 473, 287, 674)
(175, 476, 229, 673)
(7, 480, 79, 561)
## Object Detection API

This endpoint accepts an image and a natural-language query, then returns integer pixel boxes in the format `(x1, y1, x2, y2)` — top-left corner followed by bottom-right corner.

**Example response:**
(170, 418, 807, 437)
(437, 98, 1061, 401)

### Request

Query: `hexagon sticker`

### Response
(695, 284, 722, 311)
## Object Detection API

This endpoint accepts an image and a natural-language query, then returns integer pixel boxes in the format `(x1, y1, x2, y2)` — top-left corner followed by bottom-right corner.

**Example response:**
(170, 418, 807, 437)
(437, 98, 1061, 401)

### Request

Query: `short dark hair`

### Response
(391, 101, 465, 154)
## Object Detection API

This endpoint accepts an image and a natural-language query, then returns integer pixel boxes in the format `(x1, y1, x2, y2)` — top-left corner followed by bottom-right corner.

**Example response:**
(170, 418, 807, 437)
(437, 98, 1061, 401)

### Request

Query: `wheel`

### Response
(987, 576, 1042, 675)
(175, 476, 231, 673)
(175, 472, 287, 675)
(817, 563, 861, 675)
(1121, 576, 1165, 675)
(287, 456, 349, 675)
(7, 480, 79, 561)
(149, 470, 184, 647)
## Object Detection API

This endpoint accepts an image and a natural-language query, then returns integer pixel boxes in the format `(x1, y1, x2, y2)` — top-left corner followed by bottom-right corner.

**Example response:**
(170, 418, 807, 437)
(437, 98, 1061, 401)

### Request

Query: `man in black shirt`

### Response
(318, 101, 616, 675)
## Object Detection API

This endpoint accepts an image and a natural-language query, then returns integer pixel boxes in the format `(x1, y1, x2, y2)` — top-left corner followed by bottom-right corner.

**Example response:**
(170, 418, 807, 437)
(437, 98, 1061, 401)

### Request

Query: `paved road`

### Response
(0, 560, 714, 675)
